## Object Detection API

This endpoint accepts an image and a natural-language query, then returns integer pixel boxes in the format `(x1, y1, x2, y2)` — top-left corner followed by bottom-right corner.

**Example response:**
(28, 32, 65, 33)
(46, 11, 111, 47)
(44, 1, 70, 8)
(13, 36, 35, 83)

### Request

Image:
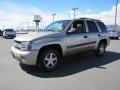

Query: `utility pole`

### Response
(41, 18, 43, 29)
(52, 14, 56, 22)
(26, 22, 29, 33)
(52, 14, 56, 30)
(115, 0, 118, 31)
(68, 13, 71, 19)
(72, 7, 78, 19)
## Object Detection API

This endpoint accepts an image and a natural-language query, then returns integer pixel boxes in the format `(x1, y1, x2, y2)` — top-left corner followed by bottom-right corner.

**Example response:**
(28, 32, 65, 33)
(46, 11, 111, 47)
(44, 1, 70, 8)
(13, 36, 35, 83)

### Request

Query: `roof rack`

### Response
(80, 17, 101, 21)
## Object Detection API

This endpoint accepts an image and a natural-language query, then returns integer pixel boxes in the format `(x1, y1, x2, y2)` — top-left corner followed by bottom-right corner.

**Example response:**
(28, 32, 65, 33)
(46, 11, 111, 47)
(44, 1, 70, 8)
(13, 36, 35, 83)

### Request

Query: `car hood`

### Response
(14, 31, 55, 41)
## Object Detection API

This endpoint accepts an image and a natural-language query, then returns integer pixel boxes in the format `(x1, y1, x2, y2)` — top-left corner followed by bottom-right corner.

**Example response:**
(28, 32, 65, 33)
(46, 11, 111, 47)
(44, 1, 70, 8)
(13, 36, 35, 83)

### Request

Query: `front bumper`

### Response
(10, 46, 39, 65)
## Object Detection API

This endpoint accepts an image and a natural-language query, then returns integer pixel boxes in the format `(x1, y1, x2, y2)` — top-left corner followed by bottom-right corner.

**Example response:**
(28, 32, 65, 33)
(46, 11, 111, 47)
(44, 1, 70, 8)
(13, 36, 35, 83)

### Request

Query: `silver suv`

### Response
(3, 29, 16, 39)
(11, 18, 110, 71)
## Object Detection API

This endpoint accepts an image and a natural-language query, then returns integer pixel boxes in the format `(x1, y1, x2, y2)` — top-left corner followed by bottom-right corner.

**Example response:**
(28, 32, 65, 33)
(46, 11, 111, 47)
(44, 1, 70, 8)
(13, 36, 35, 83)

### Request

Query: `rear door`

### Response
(85, 20, 100, 50)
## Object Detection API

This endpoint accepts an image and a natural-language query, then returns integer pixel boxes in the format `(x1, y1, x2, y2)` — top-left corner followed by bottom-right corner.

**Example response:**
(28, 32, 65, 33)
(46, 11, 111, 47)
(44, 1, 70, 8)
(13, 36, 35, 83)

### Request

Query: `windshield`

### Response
(44, 20, 71, 32)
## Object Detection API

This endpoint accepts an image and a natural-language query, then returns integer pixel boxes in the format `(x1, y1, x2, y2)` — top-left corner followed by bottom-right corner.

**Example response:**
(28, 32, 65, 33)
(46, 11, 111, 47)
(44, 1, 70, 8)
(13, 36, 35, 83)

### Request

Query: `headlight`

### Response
(20, 41, 32, 51)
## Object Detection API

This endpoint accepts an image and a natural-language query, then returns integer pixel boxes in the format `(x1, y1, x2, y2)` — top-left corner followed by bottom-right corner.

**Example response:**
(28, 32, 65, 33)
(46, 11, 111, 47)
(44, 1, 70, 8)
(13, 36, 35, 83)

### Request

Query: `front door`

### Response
(65, 20, 90, 55)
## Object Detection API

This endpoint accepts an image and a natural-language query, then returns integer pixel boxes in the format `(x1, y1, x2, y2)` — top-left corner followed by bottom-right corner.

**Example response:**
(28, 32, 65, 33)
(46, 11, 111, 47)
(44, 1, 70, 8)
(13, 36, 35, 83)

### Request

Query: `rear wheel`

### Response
(37, 48, 61, 71)
(95, 42, 106, 57)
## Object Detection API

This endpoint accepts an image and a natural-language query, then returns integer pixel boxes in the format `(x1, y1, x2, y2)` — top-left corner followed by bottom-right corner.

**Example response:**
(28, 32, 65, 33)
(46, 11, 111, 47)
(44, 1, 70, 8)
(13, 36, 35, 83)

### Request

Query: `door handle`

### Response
(98, 34, 101, 37)
(84, 36, 87, 38)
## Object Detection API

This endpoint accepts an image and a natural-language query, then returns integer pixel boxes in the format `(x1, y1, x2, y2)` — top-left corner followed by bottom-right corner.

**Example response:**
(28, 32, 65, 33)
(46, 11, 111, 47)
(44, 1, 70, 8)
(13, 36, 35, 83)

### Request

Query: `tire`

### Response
(95, 42, 106, 57)
(37, 48, 61, 71)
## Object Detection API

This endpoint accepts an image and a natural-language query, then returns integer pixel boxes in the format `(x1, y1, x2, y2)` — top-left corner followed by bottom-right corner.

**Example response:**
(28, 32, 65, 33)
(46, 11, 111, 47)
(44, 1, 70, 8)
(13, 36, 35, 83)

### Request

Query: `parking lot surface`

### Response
(0, 37, 120, 90)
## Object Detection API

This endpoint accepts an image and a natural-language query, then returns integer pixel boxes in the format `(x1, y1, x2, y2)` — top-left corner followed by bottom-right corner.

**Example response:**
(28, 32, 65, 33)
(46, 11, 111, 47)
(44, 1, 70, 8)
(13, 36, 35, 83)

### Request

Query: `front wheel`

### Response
(37, 48, 61, 71)
(95, 42, 106, 57)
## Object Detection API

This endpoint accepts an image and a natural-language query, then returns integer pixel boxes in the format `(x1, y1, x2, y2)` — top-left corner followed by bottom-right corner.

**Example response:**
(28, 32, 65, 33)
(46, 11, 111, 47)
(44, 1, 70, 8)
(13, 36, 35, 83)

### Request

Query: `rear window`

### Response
(97, 22, 107, 32)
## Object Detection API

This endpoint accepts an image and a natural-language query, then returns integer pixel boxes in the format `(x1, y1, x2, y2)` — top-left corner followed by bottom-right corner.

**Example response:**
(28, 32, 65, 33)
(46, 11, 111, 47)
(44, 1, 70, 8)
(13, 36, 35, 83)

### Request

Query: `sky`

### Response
(0, 0, 120, 29)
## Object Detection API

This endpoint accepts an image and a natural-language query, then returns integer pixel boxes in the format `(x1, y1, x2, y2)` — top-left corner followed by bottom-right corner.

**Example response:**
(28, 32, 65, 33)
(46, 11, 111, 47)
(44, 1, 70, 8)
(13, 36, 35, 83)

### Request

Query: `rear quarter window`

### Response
(97, 22, 107, 32)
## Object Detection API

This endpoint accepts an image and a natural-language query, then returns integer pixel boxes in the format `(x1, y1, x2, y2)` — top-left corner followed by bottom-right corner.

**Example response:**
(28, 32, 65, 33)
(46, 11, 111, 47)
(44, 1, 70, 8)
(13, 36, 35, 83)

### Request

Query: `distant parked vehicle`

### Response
(0, 30, 3, 36)
(3, 29, 16, 39)
(109, 30, 119, 39)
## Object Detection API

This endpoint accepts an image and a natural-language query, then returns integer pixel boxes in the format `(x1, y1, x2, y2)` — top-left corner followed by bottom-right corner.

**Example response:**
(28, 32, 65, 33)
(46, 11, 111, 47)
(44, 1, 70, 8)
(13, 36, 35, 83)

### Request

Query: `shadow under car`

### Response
(20, 51, 120, 78)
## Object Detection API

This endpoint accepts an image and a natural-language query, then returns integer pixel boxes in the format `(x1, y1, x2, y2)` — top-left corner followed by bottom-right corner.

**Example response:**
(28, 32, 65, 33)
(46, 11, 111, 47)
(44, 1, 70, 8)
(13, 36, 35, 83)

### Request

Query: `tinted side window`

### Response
(87, 21, 99, 32)
(97, 22, 107, 32)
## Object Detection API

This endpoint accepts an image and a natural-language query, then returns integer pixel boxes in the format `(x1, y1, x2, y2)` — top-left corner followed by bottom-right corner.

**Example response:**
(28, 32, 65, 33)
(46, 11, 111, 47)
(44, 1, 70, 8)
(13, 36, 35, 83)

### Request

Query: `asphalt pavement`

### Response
(0, 37, 120, 90)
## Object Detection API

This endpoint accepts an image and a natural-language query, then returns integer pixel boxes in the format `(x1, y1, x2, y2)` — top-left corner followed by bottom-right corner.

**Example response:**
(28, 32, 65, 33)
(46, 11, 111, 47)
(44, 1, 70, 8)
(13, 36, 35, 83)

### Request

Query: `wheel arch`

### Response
(99, 39, 107, 47)
(37, 44, 63, 61)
